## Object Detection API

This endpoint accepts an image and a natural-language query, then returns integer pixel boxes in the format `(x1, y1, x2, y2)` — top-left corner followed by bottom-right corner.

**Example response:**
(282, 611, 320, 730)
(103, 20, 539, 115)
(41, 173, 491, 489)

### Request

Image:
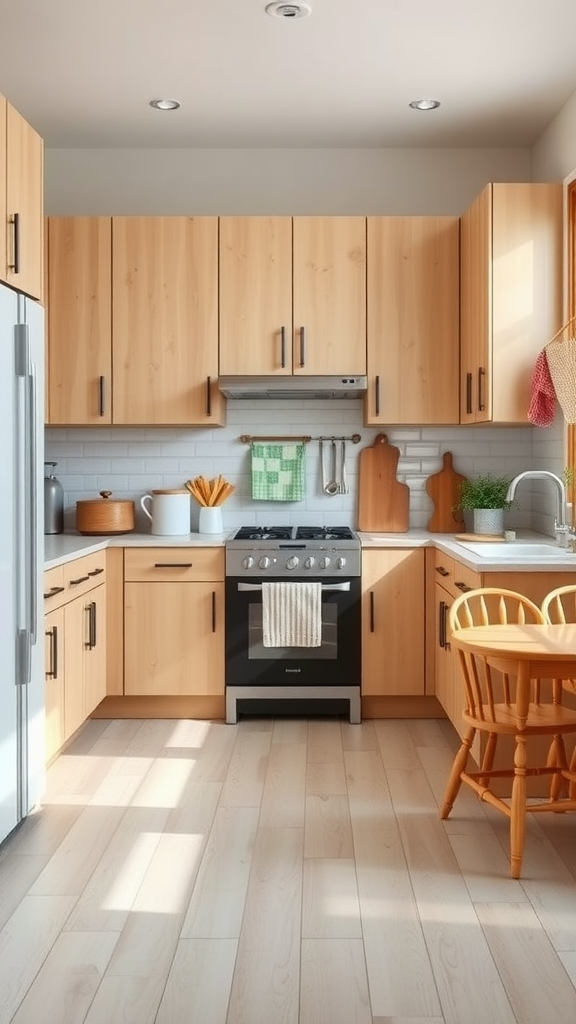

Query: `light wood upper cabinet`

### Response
(113, 216, 223, 424)
(47, 217, 112, 424)
(219, 216, 293, 375)
(361, 548, 425, 696)
(2, 99, 44, 301)
(219, 216, 367, 376)
(366, 217, 459, 424)
(293, 217, 366, 375)
(0, 97, 6, 281)
(460, 182, 563, 424)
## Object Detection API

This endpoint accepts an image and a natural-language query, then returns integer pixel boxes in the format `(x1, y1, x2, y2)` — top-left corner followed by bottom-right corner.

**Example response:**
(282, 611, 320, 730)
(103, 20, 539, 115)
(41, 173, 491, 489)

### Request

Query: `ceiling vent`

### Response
(265, 2, 312, 19)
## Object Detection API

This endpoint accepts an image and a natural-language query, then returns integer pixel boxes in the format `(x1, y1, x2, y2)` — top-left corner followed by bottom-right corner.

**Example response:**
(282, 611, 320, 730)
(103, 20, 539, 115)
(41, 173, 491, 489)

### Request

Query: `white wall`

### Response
(532, 87, 576, 181)
(45, 146, 530, 216)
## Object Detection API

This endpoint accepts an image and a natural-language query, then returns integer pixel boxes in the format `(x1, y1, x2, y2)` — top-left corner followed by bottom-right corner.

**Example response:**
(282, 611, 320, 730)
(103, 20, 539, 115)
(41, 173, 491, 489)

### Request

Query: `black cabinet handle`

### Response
(87, 567, 104, 577)
(478, 367, 486, 412)
(212, 590, 216, 633)
(280, 326, 286, 368)
(85, 601, 97, 649)
(154, 562, 193, 569)
(435, 566, 450, 578)
(44, 585, 65, 599)
(70, 575, 90, 586)
(455, 581, 473, 593)
(99, 375, 106, 417)
(206, 376, 212, 417)
(45, 625, 58, 678)
(9, 212, 20, 274)
(369, 590, 375, 633)
(375, 375, 380, 417)
(466, 372, 473, 415)
(439, 600, 447, 649)
(299, 326, 306, 367)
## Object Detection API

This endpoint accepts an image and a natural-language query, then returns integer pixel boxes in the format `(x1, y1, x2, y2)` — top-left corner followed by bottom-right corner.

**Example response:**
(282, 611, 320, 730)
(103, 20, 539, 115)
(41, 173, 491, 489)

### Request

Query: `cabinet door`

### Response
(63, 596, 87, 740)
(293, 217, 366, 375)
(361, 549, 424, 696)
(124, 581, 224, 696)
(460, 185, 491, 424)
(45, 607, 65, 761)
(0, 96, 6, 282)
(367, 217, 459, 424)
(219, 216, 293, 375)
(47, 217, 112, 424)
(5, 101, 44, 300)
(84, 584, 107, 717)
(491, 183, 562, 423)
(112, 217, 223, 424)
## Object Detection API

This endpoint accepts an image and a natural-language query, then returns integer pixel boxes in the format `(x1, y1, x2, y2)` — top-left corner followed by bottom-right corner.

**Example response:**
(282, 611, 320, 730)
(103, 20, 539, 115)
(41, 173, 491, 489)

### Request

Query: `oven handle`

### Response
(236, 581, 351, 592)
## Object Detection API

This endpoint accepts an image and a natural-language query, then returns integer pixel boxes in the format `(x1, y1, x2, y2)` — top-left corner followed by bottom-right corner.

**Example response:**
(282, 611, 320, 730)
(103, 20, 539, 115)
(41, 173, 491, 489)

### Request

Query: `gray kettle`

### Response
(44, 462, 64, 535)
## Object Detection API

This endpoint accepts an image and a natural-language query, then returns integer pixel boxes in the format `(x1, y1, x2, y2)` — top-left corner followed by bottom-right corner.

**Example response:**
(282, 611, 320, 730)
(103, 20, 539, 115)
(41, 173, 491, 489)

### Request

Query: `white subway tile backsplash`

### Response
(45, 398, 564, 532)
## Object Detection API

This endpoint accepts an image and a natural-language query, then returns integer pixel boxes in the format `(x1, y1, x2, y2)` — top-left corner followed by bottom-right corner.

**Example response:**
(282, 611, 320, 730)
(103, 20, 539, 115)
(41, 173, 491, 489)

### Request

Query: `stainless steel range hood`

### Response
(218, 375, 367, 400)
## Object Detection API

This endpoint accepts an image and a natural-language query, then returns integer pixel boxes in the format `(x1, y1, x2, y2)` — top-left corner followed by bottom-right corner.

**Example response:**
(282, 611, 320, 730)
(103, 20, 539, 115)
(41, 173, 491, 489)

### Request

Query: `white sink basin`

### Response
(457, 541, 571, 559)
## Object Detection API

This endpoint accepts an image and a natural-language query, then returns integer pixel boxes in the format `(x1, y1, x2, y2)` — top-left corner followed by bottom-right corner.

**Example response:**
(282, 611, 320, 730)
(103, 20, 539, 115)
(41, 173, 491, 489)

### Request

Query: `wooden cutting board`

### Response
(358, 434, 410, 532)
(425, 452, 468, 533)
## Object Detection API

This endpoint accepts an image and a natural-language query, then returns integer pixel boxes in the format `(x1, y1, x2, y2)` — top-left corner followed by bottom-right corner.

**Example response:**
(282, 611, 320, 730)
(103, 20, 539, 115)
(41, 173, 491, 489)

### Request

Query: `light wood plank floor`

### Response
(2, 716, 576, 1024)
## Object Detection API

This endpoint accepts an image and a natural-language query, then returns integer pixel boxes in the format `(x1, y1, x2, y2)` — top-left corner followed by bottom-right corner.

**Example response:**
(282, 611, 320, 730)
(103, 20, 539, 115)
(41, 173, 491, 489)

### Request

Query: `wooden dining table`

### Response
(451, 622, 576, 728)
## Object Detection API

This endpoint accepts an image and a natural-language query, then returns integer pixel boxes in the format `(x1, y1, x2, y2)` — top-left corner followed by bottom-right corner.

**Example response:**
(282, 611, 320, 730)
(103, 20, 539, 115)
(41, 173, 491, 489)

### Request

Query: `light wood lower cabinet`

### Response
(361, 548, 425, 696)
(123, 548, 224, 696)
(432, 550, 481, 737)
(43, 552, 107, 760)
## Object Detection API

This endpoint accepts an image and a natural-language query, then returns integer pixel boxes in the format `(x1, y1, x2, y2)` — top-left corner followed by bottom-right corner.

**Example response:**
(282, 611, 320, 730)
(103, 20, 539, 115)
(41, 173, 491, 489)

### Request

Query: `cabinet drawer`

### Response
(124, 546, 224, 582)
(433, 550, 455, 590)
(63, 551, 107, 599)
(452, 560, 481, 596)
(44, 565, 66, 609)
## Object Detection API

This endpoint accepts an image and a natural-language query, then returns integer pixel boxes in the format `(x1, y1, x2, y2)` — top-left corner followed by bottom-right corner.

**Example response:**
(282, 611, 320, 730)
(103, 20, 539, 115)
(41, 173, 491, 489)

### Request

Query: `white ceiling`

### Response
(1, 0, 576, 150)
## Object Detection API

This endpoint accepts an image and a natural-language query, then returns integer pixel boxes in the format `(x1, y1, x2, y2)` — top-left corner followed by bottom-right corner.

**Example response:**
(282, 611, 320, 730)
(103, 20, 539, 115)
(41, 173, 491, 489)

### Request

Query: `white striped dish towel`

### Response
(262, 581, 322, 648)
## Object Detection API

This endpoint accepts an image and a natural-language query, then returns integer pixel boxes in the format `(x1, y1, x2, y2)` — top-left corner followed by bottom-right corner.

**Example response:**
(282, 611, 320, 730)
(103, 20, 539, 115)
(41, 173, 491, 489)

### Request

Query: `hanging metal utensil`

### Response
(340, 439, 349, 494)
(324, 439, 339, 495)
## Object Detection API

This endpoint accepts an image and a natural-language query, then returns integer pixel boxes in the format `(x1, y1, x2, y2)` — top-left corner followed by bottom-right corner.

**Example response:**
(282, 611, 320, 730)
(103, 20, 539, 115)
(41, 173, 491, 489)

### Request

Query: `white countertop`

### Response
(44, 529, 576, 573)
(44, 530, 232, 569)
(358, 530, 576, 572)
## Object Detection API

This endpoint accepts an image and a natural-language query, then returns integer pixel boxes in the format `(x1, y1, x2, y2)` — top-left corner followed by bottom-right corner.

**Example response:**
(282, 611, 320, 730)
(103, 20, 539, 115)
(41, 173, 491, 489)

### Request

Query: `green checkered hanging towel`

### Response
(251, 443, 306, 501)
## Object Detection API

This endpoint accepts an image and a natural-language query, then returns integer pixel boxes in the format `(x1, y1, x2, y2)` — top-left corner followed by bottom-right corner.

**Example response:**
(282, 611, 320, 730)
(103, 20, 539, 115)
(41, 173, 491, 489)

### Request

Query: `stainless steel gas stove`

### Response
(224, 526, 361, 723)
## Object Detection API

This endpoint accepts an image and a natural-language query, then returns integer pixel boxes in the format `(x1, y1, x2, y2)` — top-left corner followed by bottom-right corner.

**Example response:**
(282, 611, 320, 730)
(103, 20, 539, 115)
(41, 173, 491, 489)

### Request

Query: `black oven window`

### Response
(248, 604, 337, 660)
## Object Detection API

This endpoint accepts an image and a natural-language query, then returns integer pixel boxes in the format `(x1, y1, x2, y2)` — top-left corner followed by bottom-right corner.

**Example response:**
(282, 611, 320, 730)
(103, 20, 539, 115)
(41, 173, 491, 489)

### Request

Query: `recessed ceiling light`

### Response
(149, 99, 181, 111)
(409, 99, 441, 111)
(265, 2, 312, 18)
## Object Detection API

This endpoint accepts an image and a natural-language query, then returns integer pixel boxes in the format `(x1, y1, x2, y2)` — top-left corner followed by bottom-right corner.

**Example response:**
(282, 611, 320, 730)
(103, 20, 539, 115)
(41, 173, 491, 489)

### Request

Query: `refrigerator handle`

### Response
(28, 361, 38, 644)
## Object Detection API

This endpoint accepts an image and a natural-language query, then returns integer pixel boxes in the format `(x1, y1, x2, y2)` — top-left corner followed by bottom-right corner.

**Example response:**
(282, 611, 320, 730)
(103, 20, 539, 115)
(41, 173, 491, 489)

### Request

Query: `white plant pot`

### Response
(473, 508, 505, 536)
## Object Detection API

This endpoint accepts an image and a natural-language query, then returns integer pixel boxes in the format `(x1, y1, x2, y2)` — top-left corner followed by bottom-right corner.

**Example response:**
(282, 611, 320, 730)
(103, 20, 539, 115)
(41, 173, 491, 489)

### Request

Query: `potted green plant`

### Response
(455, 473, 514, 535)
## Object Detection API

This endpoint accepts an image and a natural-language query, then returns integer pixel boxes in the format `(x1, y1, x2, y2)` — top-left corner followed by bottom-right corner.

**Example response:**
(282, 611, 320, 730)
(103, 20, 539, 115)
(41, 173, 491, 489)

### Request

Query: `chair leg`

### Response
(510, 735, 528, 879)
(479, 731, 497, 787)
(441, 728, 475, 820)
(547, 735, 564, 802)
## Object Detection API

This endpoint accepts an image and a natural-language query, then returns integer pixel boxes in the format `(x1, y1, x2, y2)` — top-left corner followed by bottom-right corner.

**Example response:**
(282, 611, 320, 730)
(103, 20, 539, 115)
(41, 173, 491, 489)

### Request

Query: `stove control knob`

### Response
(258, 555, 271, 570)
(286, 555, 300, 570)
(242, 556, 254, 569)
(335, 556, 346, 570)
(319, 556, 331, 570)
(304, 556, 315, 569)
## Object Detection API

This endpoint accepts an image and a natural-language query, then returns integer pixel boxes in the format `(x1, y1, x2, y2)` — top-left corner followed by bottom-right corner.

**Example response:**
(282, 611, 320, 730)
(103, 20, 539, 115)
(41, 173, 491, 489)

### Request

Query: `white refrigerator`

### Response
(0, 281, 45, 846)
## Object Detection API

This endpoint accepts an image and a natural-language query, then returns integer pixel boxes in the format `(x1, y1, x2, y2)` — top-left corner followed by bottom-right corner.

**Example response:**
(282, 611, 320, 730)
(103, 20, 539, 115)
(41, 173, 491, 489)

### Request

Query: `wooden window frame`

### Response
(568, 179, 576, 523)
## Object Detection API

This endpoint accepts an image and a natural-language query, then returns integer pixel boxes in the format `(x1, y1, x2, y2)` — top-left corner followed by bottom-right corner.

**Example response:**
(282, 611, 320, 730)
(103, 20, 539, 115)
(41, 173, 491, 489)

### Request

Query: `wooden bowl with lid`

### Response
(76, 491, 135, 535)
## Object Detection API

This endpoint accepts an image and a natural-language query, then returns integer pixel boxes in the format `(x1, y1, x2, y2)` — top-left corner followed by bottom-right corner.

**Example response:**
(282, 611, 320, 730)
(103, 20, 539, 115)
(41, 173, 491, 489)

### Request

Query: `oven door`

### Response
(225, 575, 361, 688)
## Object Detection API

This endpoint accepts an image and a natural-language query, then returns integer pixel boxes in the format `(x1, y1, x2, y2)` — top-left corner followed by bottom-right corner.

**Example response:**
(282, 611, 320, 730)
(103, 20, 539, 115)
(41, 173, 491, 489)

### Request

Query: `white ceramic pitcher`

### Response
(140, 489, 191, 536)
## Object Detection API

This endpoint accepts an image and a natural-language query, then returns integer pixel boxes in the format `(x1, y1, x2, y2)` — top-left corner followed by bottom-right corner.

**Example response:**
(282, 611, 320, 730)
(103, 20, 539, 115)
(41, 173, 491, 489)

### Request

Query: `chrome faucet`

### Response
(506, 470, 569, 545)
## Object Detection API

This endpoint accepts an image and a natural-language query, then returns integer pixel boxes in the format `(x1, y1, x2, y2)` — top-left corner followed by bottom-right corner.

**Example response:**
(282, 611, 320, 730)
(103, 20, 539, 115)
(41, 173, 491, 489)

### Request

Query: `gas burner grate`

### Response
(295, 526, 355, 541)
(233, 526, 294, 541)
